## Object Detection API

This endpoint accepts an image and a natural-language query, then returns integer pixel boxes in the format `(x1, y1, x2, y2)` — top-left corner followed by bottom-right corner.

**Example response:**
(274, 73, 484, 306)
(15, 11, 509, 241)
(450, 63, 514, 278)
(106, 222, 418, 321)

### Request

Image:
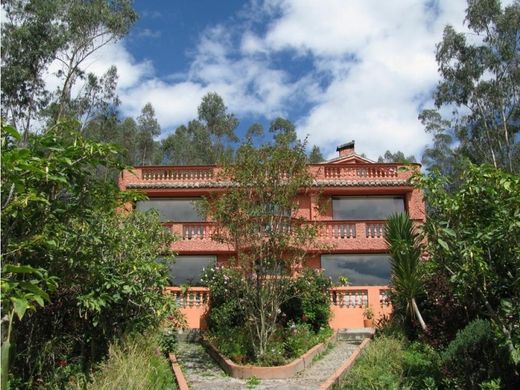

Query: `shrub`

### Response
(440, 319, 518, 389)
(282, 268, 332, 332)
(202, 266, 246, 331)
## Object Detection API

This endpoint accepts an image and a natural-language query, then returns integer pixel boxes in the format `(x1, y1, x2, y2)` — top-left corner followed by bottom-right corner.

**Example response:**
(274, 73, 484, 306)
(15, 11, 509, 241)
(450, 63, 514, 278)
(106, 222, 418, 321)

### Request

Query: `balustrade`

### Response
(164, 287, 210, 308)
(329, 288, 368, 307)
(323, 165, 398, 180)
(365, 223, 385, 238)
(141, 167, 214, 181)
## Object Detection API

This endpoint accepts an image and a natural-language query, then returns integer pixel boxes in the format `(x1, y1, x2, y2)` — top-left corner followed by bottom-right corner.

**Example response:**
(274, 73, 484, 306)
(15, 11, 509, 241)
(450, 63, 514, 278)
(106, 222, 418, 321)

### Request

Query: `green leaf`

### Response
(438, 238, 450, 251)
(10, 297, 29, 320)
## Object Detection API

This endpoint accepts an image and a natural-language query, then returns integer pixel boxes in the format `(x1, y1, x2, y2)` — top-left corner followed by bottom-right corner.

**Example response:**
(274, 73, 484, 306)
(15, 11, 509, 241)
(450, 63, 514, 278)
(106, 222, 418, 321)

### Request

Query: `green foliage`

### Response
(68, 331, 177, 390)
(246, 376, 261, 389)
(1, 123, 178, 386)
(440, 319, 517, 389)
(136, 102, 161, 165)
(159, 328, 178, 354)
(1, 0, 137, 137)
(282, 268, 332, 332)
(420, 0, 520, 174)
(384, 213, 427, 331)
(204, 267, 332, 366)
(377, 150, 417, 164)
(413, 165, 520, 365)
(200, 134, 322, 359)
(308, 145, 325, 163)
(161, 93, 238, 165)
(340, 335, 440, 390)
(341, 335, 408, 389)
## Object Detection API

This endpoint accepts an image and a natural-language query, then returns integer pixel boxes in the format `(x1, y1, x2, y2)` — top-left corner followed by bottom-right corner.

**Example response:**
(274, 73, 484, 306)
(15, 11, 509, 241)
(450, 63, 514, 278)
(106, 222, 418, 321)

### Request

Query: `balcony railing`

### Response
(318, 221, 387, 239)
(141, 166, 217, 181)
(164, 286, 393, 329)
(124, 163, 414, 188)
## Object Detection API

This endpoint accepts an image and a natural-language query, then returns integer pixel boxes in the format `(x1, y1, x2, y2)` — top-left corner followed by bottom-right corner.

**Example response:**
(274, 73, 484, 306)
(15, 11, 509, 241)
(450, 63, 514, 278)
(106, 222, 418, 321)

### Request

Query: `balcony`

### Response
(121, 163, 415, 190)
(163, 220, 397, 252)
(164, 286, 392, 329)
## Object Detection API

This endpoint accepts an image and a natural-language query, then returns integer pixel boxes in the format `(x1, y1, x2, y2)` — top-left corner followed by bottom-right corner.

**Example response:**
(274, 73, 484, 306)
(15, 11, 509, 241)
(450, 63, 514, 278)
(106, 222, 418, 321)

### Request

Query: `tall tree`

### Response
(197, 92, 238, 163)
(377, 150, 417, 164)
(162, 93, 238, 165)
(269, 117, 297, 145)
(136, 103, 161, 165)
(421, 0, 520, 173)
(1, 0, 137, 140)
(308, 145, 325, 163)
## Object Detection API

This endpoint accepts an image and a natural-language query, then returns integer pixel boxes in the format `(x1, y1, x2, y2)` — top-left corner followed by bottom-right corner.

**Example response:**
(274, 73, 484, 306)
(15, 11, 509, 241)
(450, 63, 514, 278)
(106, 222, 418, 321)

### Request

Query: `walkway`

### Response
(175, 336, 360, 390)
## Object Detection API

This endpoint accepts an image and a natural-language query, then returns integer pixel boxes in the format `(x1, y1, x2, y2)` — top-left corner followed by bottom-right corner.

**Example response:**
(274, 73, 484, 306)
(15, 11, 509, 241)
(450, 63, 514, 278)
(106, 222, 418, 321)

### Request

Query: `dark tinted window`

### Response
(321, 254, 391, 285)
(165, 255, 216, 285)
(332, 196, 404, 220)
(136, 198, 203, 222)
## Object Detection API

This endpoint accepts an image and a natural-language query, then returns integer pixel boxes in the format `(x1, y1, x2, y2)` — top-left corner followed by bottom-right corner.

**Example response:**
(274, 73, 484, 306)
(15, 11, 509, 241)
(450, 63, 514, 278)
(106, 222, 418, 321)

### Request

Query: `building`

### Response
(118, 141, 426, 329)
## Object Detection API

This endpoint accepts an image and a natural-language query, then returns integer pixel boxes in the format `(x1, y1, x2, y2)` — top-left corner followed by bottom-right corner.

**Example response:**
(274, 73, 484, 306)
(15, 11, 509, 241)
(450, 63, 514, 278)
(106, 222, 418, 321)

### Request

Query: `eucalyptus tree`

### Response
(1, 0, 137, 139)
(136, 103, 161, 165)
(421, 0, 520, 174)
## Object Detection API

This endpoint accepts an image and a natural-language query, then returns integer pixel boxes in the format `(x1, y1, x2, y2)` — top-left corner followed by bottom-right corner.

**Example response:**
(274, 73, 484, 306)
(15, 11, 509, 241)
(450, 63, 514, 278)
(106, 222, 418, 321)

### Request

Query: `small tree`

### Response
(201, 133, 321, 359)
(384, 213, 427, 331)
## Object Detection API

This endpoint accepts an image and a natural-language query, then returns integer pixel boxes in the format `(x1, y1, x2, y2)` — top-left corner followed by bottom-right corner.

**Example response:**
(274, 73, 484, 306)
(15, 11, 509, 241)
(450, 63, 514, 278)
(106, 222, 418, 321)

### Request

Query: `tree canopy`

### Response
(420, 0, 520, 175)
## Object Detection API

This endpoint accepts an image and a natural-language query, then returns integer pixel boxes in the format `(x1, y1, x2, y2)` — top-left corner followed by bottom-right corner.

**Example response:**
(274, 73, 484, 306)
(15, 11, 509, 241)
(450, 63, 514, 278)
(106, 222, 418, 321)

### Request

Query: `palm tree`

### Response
(384, 213, 427, 331)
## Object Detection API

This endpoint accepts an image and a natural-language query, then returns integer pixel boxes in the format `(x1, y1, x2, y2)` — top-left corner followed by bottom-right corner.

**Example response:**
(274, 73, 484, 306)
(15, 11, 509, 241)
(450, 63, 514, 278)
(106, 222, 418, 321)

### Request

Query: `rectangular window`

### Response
(136, 198, 203, 222)
(332, 196, 405, 220)
(164, 255, 216, 286)
(321, 254, 391, 285)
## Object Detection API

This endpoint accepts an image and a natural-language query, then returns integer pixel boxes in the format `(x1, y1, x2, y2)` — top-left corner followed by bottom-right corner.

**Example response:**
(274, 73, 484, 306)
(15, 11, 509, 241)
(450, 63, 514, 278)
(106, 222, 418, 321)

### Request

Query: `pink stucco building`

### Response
(119, 141, 425, 329)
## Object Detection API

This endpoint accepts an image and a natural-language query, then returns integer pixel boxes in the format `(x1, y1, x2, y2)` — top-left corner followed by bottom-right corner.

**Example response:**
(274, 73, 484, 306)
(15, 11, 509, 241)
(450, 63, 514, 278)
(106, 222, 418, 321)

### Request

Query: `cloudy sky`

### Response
(85, 0, 471, 161)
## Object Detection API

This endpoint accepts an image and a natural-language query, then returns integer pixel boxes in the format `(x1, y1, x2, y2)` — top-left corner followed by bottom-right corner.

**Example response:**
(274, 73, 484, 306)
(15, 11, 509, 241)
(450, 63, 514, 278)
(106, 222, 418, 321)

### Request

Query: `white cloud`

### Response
(41, 0, 473, 159)
(251, 0, 469, 159)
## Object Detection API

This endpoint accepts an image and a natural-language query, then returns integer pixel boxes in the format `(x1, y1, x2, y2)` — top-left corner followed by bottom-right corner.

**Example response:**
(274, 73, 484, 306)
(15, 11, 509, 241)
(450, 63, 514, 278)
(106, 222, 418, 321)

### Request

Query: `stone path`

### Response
(175, 338, 359, 390)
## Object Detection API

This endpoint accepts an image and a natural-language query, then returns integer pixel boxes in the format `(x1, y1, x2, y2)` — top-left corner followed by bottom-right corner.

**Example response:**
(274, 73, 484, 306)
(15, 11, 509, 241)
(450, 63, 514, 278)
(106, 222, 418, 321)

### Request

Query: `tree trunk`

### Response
(411, 298, 427, 331)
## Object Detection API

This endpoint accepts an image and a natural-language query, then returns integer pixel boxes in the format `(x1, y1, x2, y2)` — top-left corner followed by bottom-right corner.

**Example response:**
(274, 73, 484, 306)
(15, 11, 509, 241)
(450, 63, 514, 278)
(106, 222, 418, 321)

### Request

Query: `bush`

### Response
(282, 268, 332, 332)
(204, 266, 333, 366)
(202, 266, 246, 331)
(440, 319, 518, 389)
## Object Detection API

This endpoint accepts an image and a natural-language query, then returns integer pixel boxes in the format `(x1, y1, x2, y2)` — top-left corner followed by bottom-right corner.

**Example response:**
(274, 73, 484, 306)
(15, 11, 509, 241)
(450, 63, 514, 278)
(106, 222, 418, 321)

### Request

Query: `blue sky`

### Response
(83, 0, 472, 161)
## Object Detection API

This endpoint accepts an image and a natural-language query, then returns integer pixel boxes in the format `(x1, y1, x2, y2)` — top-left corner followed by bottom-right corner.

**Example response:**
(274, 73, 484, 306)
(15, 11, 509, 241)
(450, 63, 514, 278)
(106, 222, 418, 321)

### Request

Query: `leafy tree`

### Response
(136, 103, 161, 165)
(308, 145, 325, 163)
(162, 93, 238, 165)
(384, 213, 427, 332)
(1, 121, 177, 385)
(245, 122, 264, 142)
(200, 137, 322, 359)
(420, 0, 520, 174)
(269, 117, 297, 145)
(1, 0, 137, 139)
(377, 150, 416, 164)
(197, 92, 238, 162)
(413, 165, 520, 367)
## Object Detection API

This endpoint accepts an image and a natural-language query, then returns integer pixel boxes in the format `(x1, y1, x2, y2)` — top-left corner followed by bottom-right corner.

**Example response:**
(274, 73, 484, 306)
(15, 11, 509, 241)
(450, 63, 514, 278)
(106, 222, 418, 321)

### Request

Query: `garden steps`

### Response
(174, 336, 363, 389)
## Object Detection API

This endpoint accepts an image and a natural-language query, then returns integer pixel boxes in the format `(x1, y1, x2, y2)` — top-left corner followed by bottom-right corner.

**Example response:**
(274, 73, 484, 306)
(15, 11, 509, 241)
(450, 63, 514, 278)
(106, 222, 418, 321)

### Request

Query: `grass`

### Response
(68, 331, 177, 390)
(339, 335, 409, 390)
(312, 340, 336, 363)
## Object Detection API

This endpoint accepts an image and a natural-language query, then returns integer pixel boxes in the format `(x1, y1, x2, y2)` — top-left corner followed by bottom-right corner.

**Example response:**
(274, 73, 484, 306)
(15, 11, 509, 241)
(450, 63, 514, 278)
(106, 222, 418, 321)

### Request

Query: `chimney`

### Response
(336, 140, 355, 157)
